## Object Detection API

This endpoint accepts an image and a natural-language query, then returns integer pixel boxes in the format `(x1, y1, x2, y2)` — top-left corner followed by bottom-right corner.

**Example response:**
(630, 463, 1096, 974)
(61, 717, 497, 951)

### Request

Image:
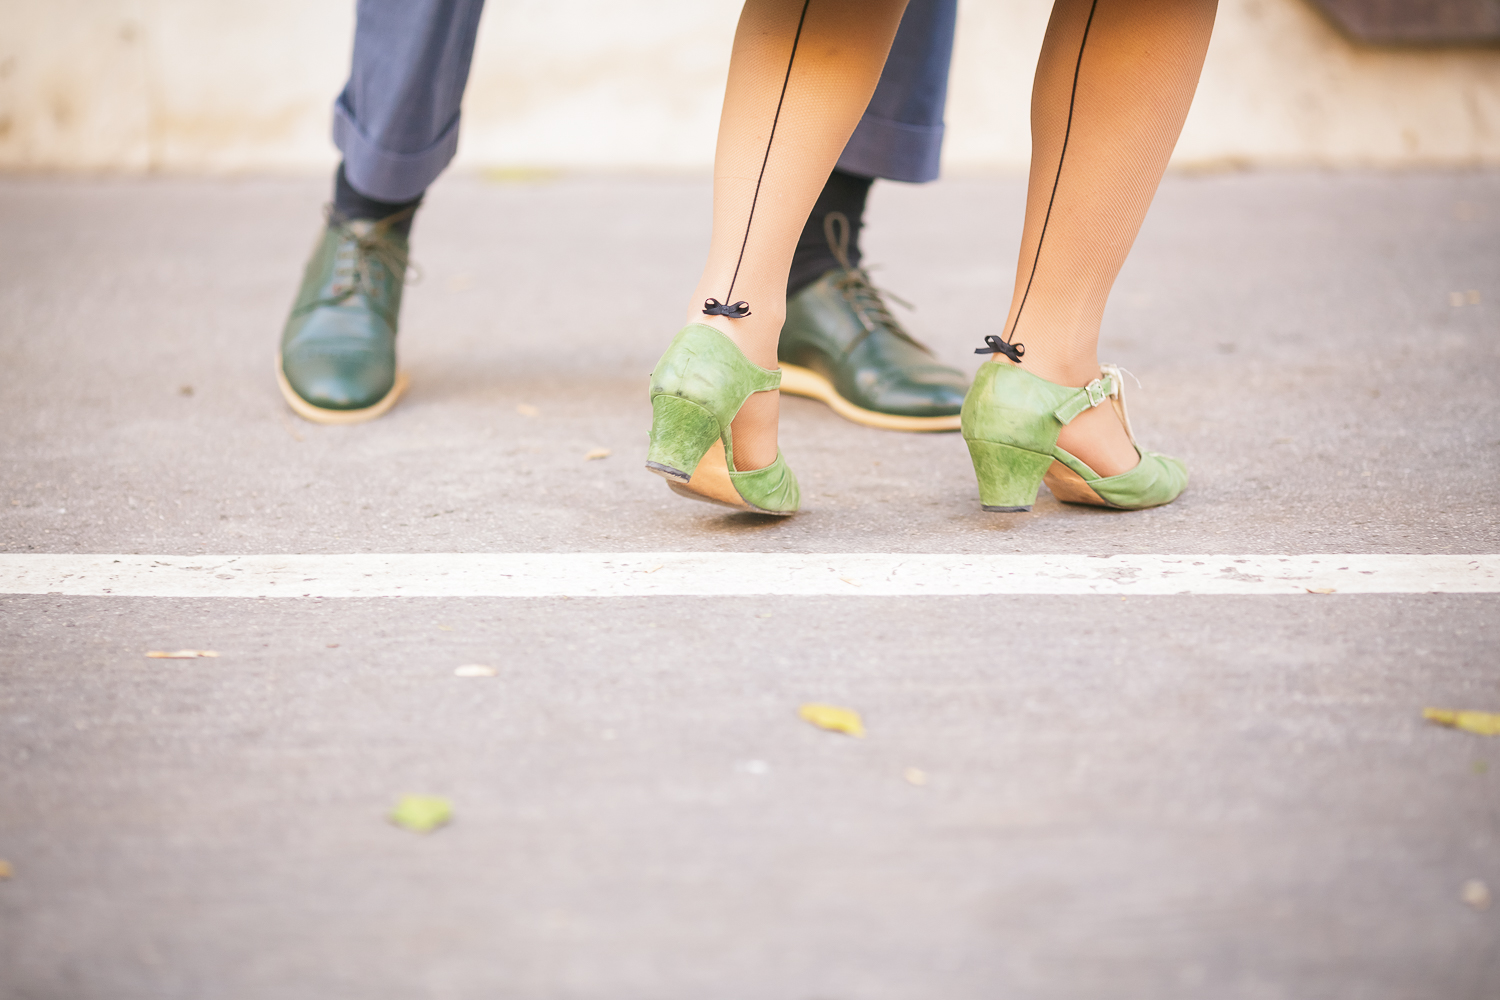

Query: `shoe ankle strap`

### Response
(1052, 373, 1117, 425)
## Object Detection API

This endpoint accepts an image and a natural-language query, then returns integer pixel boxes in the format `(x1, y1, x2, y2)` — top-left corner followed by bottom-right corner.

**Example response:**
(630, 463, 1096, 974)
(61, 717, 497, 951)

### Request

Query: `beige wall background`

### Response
(1, 0, 1497, 175)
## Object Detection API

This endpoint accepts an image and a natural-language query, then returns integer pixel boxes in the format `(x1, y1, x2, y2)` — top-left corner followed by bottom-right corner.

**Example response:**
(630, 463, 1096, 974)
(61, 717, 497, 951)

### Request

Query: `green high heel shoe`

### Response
(960, 361, 1187, 512)
(647, 324, 801, 516)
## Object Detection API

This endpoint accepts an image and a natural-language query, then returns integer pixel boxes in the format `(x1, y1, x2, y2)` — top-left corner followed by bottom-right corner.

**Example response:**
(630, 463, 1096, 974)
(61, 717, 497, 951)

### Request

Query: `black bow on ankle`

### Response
(975, 335, 1024, 364)
(703, 298, 751, 318)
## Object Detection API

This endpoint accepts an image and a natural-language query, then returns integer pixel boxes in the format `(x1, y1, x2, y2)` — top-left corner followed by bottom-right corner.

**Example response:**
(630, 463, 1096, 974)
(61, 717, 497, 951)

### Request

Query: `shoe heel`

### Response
(965, 439, 1053, 512)
(646, 394, 722, 483)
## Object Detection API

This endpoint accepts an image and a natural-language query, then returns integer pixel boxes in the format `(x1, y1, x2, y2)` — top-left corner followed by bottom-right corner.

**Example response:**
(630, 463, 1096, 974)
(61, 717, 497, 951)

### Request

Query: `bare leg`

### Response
(687, 0, 910, 471)
(994, 0, 1217, 475)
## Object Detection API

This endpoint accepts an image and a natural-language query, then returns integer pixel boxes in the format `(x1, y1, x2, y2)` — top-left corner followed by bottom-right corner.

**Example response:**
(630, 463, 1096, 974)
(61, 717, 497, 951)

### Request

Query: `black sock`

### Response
(786, 168, 874, 297)
(333, 162, 422, 239)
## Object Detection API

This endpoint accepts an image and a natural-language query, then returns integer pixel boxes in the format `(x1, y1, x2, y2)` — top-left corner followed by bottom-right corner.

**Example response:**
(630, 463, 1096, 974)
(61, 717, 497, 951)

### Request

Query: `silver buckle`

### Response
(1085, 379, 1108, 408)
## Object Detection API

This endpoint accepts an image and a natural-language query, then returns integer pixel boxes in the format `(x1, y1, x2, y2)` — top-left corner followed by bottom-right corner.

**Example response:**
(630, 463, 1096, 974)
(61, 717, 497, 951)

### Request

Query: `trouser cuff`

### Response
(333, 96, 461, 203)
(837, 116, 945, 185)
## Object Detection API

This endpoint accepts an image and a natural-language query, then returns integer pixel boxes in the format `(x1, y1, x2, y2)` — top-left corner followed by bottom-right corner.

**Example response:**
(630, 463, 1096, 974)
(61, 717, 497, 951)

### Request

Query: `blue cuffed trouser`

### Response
(335, 0, 958, 203)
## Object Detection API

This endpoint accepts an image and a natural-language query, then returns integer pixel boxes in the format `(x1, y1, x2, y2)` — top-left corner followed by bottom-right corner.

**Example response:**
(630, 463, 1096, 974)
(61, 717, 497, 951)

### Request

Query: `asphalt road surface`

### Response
(1, 169, 1497, 1000)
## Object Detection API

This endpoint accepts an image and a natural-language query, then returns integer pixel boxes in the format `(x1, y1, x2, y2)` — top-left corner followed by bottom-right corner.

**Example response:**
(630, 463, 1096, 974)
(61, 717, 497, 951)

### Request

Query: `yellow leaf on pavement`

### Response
(799, 703, 865, 737)
(0, 859, 12, 879)
(390, 795, 453, 833)
(454, 664, 496, 677)
(1424, 707, 1500, 736)
(146, 650, 219, 659)
(585, 448, 611, 461)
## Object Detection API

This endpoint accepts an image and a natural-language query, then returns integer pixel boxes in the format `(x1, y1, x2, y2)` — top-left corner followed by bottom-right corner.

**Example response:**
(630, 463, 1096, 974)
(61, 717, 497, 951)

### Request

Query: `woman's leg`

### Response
(992, 0, 1217, 476)
(688, 0, 910, 471)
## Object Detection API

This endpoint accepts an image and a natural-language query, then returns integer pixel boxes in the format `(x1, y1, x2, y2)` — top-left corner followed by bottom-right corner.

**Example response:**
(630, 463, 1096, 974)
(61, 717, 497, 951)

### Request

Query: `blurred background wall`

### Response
(1, 0, 1497, 176)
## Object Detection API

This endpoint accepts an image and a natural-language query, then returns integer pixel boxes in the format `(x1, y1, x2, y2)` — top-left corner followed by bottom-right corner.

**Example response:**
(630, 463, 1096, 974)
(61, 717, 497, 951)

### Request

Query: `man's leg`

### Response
(778, 0, 968, 431)
(279, 0, 485, 423)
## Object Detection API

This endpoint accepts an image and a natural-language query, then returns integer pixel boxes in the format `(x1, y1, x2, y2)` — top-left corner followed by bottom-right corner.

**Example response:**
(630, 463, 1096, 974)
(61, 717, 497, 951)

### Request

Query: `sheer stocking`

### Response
(688, 0, 910, 472)
(994, 0, 1217, 476)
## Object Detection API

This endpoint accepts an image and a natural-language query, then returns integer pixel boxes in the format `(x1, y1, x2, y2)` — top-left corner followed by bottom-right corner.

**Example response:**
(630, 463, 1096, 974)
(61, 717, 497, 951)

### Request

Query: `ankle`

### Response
(993, 354, 1102, 389)
(333, 163, 422, 239)
(688, 310, 785, 371)
(787, 169, 873, 296)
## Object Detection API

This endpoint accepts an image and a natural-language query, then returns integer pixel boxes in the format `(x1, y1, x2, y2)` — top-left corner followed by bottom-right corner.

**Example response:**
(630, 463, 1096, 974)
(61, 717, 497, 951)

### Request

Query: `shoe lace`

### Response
(321, 205, 420, 310)
(822, 212, 935, 360)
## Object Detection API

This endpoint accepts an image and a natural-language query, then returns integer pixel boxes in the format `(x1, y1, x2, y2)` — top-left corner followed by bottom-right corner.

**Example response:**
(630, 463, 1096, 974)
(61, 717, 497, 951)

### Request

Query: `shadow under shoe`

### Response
(277, 210, 412, 424)
(647, 324, 801, 516)
(778, 214, 968, 432)
(960, 362, 1187, 512)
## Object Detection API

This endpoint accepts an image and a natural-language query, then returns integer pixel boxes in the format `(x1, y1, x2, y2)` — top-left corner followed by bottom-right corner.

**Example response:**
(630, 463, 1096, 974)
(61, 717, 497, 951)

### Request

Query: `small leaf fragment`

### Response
(1305, 587, 1336, 595)
(1461, 879, 1491, 911)
(146, 649, 219, 659)
(903, 767, 928, 786)
(0, 859, 12, 879)
(516, 403, 539, 417)
(454, 664, 496, 677)
(585, 448, 612, 461)
(390, 795, 453, 833)
(1424, 707, 1500, 736)
(799, 703, 865, 737)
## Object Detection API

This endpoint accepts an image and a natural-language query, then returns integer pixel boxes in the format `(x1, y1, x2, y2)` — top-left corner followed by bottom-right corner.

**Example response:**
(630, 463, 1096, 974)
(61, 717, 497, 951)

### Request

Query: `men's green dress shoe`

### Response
(778, 265, 970, 433)
(277, 209, 412, 424)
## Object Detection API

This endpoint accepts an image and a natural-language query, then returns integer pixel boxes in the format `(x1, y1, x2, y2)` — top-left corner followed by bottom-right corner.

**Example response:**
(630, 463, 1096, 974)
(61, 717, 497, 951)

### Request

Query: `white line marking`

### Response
(0, 554, 1496, 597)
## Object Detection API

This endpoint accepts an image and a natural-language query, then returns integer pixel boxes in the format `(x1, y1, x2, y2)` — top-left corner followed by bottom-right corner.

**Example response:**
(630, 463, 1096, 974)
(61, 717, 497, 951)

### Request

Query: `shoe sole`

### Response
(276, 355, 409, 425)
(646, 440, 795, 517)
(778, 364, 961, 433)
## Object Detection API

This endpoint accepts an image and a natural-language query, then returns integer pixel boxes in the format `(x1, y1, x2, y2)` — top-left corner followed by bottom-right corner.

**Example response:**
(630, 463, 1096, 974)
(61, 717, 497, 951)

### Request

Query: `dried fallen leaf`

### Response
(1305, 587, 1336, 595)
(146, 650, 219, 659)
(0, 859, 12, 879)
(799, 703, 865, 737)
(516, 403, 539, 417)
(585, 448, 612, 461)
(903, 767, 928, 786)
(1461, 879, 1491, 911)
(390, 795, 452, 833)
(839, 577, 861, 587)
(454, 664, 496, 677)
(1424, 707, 1500, 736)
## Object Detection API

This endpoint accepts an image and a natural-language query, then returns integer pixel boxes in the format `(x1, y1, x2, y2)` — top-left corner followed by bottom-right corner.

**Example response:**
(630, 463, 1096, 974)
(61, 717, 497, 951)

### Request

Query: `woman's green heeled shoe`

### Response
(647, 323, 801, 516)
(960, 361, 1187, 512)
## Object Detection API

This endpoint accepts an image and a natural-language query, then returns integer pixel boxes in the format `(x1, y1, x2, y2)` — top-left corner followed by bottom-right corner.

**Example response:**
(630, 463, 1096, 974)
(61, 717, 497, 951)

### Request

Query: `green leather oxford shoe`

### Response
(277, 211, 411, 423)
(778, 266, 969, 432)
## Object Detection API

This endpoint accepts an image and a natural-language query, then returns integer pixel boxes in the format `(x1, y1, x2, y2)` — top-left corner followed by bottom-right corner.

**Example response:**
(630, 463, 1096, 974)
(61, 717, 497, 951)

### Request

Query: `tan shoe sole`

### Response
(1043, 461, 1114, 508)
(778, 363, 960, 433)
(650, 439, 795, 517)
(276, 354, 408, 425)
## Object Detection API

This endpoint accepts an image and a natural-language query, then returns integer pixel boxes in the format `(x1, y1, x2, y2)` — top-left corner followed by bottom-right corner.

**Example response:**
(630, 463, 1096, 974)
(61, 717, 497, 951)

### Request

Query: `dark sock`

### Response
(333, 162, 422, 239)
(786, 168, 874, 297)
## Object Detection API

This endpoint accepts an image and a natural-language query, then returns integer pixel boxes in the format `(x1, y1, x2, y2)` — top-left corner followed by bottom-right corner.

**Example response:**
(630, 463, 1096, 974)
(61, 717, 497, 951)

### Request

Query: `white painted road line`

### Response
(0, 553, 1496, 597)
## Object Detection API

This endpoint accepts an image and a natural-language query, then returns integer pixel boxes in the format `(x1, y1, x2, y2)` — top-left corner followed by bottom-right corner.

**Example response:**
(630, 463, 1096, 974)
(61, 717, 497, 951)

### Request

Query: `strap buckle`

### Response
(1085, 378, 1109, 408)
